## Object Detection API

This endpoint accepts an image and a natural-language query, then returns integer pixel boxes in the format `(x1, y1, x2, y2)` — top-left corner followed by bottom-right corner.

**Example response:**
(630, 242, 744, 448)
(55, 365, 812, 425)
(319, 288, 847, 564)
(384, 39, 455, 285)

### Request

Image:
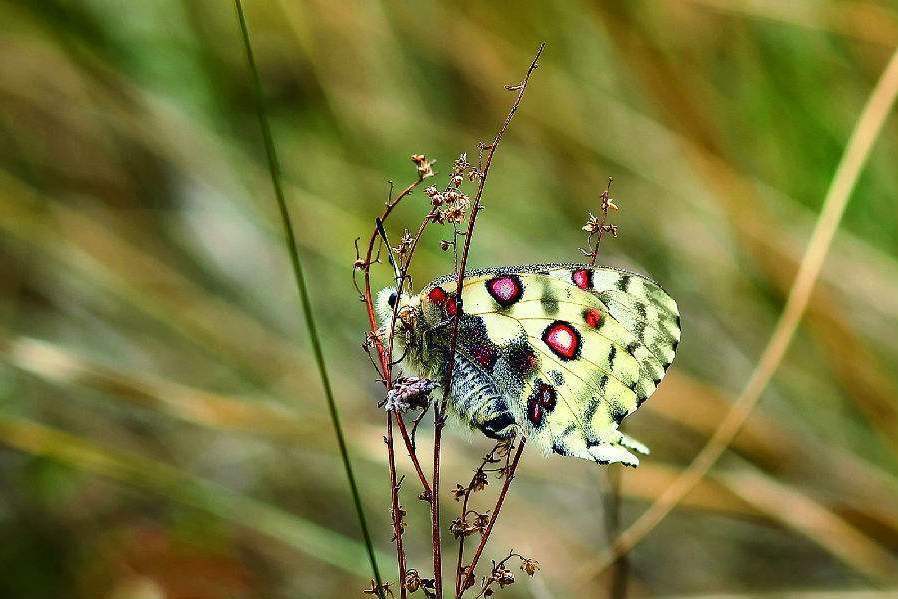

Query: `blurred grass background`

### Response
(2, 1, 898, 597)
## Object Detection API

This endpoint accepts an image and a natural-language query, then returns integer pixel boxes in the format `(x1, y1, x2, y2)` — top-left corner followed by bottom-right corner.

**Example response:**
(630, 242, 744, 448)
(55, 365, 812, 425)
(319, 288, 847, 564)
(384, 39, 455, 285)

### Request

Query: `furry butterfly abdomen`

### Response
(379, 263, 680, 467)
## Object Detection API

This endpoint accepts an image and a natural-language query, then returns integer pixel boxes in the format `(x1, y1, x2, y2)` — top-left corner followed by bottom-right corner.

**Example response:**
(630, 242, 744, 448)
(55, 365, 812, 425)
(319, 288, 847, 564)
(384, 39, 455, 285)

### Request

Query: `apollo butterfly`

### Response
(377, 264, 679, 466)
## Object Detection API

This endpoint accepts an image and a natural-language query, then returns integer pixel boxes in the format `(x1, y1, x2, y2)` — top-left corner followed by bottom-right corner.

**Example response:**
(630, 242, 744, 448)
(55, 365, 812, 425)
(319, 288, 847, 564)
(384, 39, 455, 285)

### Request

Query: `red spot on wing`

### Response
(542, 321, 581, 360)
(472, 345, 498, 371)
(584, 308, 602, 328)
(445, 295, 458, 317)
(428, 286, 448, 305)
(486, 275, 523, 307)
(527, 382, 557, 427)
(536, 382, 557, 411)
(527, 399, 543, 426)
(572, 269, 593, 290)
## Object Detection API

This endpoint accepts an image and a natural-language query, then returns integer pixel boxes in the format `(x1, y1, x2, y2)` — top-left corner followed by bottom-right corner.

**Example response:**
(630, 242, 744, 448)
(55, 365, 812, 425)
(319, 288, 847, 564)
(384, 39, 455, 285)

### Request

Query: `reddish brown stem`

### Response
(458, 438, 527, 597)
(386, 414, 408, 599)
(585, 178, 615, 268)
(361, 179, 434, 500)
(395, 413, 432, 499)
(454, 439, 508, 596)
(432, 42, 545, 599)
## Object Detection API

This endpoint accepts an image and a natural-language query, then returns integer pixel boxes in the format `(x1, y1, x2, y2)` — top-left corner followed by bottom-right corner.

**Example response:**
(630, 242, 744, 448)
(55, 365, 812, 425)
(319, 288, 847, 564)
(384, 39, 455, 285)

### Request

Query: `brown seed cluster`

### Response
(425, 153, 480, 225)
(475, 552, 540, 597)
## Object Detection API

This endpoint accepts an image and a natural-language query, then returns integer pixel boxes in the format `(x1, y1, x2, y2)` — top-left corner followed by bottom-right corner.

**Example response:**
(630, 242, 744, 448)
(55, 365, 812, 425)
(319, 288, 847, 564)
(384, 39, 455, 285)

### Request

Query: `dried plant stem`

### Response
(584, 178, 615, 267)
(232, 0, 383, 592)
(577, 47, 898, 586)
(386, 414, 409, 599)
(433, 42, 546, 599)
(362, 180, 434, 501)
(458, 438, 527, 597)
(453, 441, 505, 596)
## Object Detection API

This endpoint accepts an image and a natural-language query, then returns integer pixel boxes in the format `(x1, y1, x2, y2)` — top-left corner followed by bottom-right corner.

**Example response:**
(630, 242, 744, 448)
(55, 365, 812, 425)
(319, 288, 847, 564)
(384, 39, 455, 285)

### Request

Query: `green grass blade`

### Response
(232, 0, 384, 591)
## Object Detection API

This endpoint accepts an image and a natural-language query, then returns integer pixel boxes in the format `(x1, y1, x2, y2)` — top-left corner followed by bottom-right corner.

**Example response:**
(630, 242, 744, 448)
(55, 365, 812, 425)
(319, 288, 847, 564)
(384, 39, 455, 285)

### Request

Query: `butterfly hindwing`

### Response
(418, 263, 680, 466)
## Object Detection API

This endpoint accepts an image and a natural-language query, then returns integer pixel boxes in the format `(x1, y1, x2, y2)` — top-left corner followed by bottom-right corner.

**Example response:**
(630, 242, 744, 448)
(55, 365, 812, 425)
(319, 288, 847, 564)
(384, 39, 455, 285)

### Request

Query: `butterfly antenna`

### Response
(375, 217, 403, 285)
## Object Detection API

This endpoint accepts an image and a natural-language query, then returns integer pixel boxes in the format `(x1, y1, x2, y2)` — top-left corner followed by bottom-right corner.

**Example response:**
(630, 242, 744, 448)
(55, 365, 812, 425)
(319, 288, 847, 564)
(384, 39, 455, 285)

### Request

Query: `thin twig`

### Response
(386, 415, 409, 599)
(433, 42, 546, 599)
(454, 440, 510, 596)
(458, 438, 527, 597)
(232, 1, 384, 593)
(583, 177, 616, 267)
(576, 46, 898, 587)
(361, 179, 434, 501)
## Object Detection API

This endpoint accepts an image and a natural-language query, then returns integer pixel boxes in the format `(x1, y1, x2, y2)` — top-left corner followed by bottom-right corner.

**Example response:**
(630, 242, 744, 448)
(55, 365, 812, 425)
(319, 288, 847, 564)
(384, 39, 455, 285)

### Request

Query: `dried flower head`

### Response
(411, 153, 435, 179)
(472, 510, 490, 535)
(582, 212, 602, 235)
(394, 229, 414, 261)
(405, 569, 422, 592)
(452, 483, 467, 501)
(385, 376, 436, 412)
(520, 558, 540, 576)
(450, 517, 469, 539)
(492, 562, 515, 588)
(470, 470, 489, 493)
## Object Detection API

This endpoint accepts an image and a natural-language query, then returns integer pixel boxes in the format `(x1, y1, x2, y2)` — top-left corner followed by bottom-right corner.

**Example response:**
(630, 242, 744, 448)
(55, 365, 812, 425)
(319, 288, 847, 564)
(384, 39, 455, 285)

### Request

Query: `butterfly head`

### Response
(375, 286, 422, 337)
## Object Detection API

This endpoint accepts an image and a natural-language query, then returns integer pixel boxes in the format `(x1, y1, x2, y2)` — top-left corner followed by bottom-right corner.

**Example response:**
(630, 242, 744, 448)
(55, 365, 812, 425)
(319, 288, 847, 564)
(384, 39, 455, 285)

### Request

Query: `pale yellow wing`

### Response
(418, 264, 680, 466)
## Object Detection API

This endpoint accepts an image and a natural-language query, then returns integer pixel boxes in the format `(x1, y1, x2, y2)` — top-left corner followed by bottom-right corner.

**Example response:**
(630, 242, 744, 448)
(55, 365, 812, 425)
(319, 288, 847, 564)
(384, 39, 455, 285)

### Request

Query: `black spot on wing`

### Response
(617, 275, 632, 292)
(540, 291, 560, 315)
(583, 396, 601, 428)
(609, 402, 627, 424)
(506, 341, 538, 379)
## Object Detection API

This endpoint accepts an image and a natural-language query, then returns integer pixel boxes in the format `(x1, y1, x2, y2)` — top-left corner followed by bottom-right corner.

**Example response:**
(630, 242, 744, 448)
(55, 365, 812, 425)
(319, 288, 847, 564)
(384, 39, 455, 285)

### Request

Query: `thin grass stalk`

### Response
(233, 0, 384, 592)
(576, 46, 898, 586)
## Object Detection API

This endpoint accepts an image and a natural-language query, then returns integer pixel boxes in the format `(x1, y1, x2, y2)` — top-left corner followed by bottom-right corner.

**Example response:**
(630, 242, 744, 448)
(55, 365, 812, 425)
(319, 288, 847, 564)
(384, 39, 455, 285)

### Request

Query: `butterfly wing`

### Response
(419, 264, 680, 466)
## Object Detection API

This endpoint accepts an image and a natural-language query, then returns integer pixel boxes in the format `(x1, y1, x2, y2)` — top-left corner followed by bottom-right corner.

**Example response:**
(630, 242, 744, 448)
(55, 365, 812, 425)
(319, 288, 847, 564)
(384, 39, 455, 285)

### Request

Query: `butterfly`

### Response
(377, 263, 680, 467)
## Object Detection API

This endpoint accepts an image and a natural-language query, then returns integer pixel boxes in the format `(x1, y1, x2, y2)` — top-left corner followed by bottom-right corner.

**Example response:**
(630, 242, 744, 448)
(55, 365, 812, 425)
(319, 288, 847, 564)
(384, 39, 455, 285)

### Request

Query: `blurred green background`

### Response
(2, 1, 898, 597)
